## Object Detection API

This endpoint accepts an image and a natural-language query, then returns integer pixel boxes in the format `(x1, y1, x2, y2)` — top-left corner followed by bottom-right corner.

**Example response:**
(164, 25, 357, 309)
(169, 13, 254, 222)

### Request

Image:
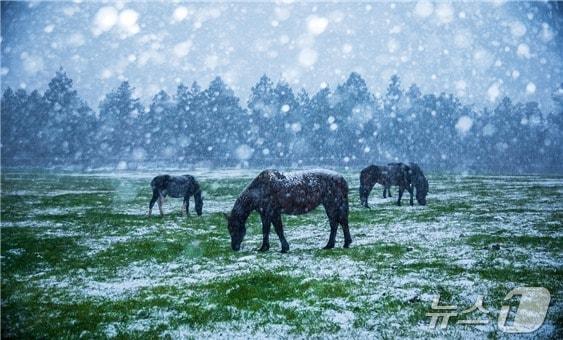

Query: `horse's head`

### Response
(415, 177, 429, 206)
(223, 212, 246, 251)
(194, 191, 203, 216)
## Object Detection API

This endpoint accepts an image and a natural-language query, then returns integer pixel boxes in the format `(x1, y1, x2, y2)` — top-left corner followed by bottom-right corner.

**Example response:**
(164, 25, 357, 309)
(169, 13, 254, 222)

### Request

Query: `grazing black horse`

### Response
(360, 163, 412, 207)
(224, 169, 352, 253)
(148, 174, 203, 217)
(360, 162, 428, 207)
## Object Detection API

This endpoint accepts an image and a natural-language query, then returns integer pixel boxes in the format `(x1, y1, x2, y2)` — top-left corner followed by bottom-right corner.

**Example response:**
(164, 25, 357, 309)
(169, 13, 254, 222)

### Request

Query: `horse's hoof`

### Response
(344, 242, 352, 248)
(323, 245, 335, 250)
(258, 245, 270, 252)
(280, 248, 289, 253)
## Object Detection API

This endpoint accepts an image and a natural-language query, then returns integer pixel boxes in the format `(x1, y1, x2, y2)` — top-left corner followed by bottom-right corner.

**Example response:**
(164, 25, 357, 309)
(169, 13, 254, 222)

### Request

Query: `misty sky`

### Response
(1, 1, 562, 110)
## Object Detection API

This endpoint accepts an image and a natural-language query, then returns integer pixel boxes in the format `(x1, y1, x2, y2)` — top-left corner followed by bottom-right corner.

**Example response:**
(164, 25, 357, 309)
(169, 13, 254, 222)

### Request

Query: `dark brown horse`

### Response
(360, 163, 428, 207)
(359, 163, 414, 207)
(224, 169, 352, 253)
(148, 174, 203, 217)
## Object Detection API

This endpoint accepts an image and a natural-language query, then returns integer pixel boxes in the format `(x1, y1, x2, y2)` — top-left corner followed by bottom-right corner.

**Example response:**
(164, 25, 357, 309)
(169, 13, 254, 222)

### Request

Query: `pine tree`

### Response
(144, 90, 177, 162)
(288, 88, 311, 164)
(200, 77, 246, 164)
(333, 72, 375, 164)
(247, 75, 277, 163)
(98, 81, 144, 163)
(1, 88, 21, 162)
(307, 86, 333, 163)
(43, 68, 96, 165)
(380, 75, 405, 162)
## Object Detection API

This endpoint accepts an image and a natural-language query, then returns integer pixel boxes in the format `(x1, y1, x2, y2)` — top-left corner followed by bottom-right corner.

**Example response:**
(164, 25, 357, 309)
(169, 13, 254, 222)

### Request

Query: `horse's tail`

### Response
(341, 175, 349, 199)
(409, 163, 428, 205)
(336, 175, 349, 217)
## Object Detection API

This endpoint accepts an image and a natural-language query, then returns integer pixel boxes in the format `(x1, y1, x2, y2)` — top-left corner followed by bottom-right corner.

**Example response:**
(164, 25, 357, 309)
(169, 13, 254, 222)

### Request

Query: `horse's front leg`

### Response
(258, 213, 271, 252)
(273, 213, 289, 253)
(408, 185, 414, 206)
(148, 189, 158, 217)
(397, 186, 404, 206)
(383, 186, 387, 198)
(388, 186, 392, 197)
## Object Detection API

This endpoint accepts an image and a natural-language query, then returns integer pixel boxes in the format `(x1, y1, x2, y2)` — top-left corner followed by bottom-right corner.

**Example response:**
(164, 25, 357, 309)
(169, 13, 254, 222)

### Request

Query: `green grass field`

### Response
(1, 170, 562, 338)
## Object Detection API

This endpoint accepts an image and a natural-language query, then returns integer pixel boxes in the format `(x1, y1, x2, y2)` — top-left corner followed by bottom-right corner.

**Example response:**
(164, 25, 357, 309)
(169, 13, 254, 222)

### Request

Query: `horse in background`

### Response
(224, 169, 352, 253)
(148, 174, 203, 217)
(360, 163, 428, 207)
(360, 163, 412, 207)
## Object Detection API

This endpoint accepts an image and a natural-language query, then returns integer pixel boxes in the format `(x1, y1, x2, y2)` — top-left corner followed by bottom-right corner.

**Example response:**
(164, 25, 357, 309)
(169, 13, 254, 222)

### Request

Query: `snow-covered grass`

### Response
(1, 170, 562, 338)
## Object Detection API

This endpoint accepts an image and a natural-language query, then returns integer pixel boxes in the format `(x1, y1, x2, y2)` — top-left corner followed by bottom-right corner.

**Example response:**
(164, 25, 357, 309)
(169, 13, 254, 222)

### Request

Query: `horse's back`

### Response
(273, 169, 346, 190)
(385, 163, 410, 185)
(251, 169, 348, 214)
(150, 174, 197, 198)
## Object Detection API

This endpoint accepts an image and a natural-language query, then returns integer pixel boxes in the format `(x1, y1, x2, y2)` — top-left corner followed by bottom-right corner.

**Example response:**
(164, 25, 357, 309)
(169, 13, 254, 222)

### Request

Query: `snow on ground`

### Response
(1, 170, 562, 338)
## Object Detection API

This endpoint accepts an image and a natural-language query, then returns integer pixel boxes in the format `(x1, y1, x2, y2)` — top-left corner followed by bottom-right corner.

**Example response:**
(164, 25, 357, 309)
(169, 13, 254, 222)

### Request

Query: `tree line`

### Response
(1, 68, 562, 173)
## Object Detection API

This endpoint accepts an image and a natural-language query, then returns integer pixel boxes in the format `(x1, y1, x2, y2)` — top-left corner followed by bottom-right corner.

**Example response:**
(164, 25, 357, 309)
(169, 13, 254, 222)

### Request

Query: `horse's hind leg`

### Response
(339, 214, 352, 248)
(323, 204, 339, 250)
(157, 194, 165, 216)
(337, 198, 352, 248)
(273, 214, 289, 253)
(183, 195, 190, 216)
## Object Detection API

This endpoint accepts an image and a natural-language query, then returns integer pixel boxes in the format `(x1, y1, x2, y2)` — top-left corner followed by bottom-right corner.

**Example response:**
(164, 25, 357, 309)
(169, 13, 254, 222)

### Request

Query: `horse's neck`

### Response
(232, 191, 255, 222)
